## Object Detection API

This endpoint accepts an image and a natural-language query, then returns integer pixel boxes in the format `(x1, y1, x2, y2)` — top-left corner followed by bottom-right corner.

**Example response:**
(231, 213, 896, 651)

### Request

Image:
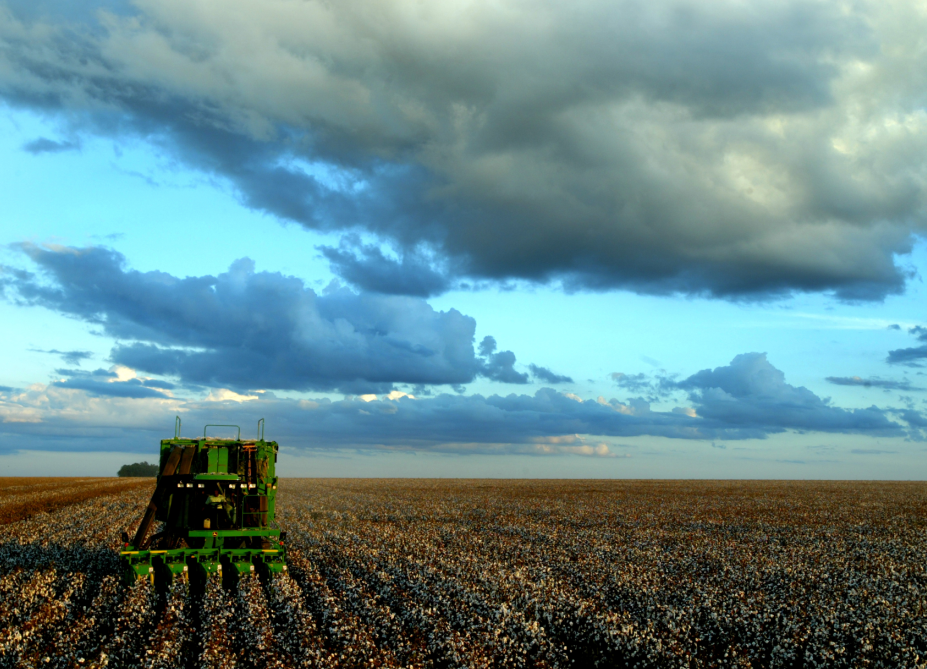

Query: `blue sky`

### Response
(1, 0, 926, 478)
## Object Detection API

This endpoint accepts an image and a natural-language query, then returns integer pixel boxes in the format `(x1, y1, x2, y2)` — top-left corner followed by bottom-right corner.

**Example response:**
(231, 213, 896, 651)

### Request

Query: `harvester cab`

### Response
(121, 417, 287, 585)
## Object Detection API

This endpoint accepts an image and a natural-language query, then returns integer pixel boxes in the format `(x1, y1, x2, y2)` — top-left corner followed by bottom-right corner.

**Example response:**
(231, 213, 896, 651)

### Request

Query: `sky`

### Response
(1, 0, 926, 478)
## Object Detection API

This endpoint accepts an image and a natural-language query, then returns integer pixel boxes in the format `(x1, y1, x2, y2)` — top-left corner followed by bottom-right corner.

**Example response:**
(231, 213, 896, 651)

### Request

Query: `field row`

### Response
(0, 479, 924, 668)
(0, 478, 151, 526)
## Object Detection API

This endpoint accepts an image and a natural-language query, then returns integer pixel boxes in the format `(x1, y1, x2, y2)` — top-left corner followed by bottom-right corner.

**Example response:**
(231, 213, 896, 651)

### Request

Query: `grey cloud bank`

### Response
(678, 353, 897, 436)
(1, 0, 925, 299)
(53, 376, 171, 399)
(0, 351, 903, 456)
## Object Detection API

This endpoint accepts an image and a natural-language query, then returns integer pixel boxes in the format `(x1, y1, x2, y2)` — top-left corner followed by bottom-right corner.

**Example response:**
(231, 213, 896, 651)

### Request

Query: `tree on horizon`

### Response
(117, 462, 158, 477)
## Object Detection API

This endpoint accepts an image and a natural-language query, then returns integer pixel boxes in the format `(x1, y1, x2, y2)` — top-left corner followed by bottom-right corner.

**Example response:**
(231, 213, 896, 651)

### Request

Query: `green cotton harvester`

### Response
(120, 417, 287, 585)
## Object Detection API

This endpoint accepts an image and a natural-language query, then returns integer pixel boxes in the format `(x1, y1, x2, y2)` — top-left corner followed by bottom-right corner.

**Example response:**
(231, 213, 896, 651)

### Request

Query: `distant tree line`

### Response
(118, 462, 159, 477)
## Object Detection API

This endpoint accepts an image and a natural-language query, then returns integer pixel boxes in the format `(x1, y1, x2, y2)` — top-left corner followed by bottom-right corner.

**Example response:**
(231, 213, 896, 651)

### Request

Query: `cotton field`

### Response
(0, 478, 924, 668)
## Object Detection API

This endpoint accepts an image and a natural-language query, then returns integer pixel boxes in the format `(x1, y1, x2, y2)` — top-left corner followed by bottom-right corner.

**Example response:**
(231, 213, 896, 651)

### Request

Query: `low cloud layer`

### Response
(887, 326, 927, 366)
(0, 352, 904, 455)
(826, 376, 921, 392)
(529, 364, 573, 385)
(1, 244, 545, 394)
(31, 348, 93, 365)
(610, 371, 677, 401)
(51, 367, 174, 399)
(21, 137, 79, 154)
(1, 0, 925, 299)
(53, 376, 170, 399)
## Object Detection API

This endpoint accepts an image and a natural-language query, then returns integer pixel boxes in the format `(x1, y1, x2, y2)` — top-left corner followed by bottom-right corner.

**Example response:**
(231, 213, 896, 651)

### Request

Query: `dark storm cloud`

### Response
(31, 348, 94, 365)
(826, 376, 922, 391)
(0, 1, 922, 299)
(528, 364, 573, 384)
(678, 353, 899, 436)
(886, 326, 927, 366)
(3, 244, 531, 393)
(21, 137, 79, 154)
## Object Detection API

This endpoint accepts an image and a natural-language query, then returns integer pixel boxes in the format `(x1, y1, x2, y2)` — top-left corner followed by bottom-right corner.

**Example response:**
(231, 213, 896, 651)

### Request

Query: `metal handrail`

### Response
(238, 494, 270, 529)
(203, 424, 241, 440)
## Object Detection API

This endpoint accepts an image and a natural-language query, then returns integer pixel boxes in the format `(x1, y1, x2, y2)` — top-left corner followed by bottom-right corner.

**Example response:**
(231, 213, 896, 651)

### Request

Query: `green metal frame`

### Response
(121, 417, 286, 585)
(204, 424, 241, 439)
(121, 545, 287, 581)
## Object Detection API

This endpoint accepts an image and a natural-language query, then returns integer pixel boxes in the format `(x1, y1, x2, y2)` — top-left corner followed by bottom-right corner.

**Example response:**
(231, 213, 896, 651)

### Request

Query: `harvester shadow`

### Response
(0, 541, 154, 667)
(0, 541, 249, 667)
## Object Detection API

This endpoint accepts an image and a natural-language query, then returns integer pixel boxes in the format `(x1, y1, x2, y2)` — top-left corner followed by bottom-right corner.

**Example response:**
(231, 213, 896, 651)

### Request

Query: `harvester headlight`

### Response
(186, 483, 193, 488)
(148, 567, 154, 573)
(217, 564, 221, 571)
(183, 565, 188, 572)
(197, 483, 204, 488)
(250, 565, 255, 572)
